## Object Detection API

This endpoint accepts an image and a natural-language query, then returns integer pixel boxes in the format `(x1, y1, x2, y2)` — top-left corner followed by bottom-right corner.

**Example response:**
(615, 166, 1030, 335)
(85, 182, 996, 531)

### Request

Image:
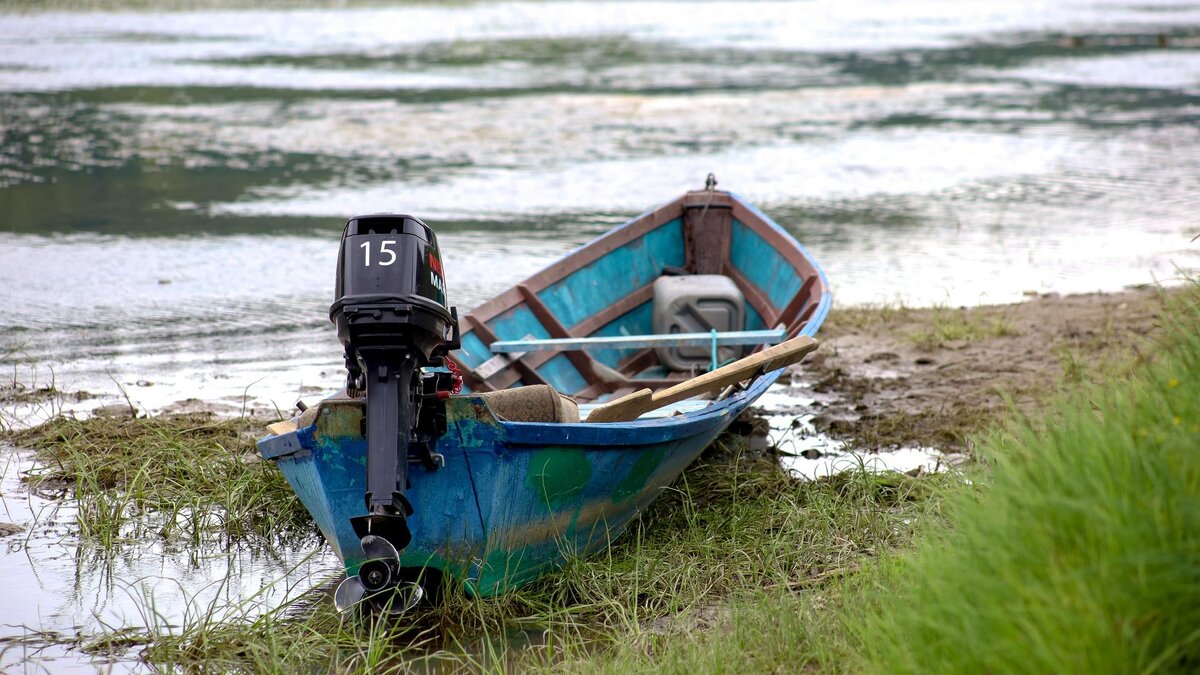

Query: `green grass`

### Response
(837, 285, 1200, 673)
(6, 413, 314, 548)
(18, 286, 1197, 672)
(112, 444, 951, 672)
(908, 304, 1020, 350)
(823, 298, 1020, 349)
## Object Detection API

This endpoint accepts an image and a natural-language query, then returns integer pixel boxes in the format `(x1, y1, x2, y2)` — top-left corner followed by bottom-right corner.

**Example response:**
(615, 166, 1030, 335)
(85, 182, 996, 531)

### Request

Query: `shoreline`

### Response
(3, 286, 1172, 449)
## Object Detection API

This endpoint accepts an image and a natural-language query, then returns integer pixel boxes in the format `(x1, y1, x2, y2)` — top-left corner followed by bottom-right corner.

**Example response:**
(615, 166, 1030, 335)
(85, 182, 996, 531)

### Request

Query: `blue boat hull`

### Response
(258, 370, 784, 595)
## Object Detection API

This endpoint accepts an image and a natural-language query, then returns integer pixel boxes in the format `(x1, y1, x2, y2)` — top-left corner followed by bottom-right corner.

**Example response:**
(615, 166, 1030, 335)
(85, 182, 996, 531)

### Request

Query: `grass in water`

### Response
(120, 443, 950, 672)
(6, 413, 313, 547)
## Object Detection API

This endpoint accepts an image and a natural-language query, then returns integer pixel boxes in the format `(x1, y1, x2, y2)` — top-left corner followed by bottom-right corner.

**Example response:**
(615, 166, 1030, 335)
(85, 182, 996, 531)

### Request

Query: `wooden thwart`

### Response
(490, 329, 786, 353)
(585, 335, 819, 423)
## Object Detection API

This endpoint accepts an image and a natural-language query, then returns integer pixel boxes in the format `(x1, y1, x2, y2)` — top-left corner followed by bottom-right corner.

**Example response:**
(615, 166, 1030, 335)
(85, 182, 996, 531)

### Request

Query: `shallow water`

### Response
(1, 0, 1199, 669)
(0, 444, 340, 672)
(755, 382, 955, 480)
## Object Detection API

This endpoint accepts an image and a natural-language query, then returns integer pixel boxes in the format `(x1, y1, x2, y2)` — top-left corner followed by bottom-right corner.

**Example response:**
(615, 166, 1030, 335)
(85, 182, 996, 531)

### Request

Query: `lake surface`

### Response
(1, 0, 1199, 670)
(2, 0, 1200, 414)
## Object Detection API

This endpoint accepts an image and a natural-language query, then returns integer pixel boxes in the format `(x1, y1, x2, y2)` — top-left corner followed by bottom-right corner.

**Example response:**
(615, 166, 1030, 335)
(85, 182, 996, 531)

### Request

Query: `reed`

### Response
(7, 414, 314, 547)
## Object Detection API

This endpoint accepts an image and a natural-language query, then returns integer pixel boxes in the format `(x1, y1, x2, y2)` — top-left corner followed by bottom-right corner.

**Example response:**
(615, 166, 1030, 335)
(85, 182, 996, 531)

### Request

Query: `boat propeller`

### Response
(333, 534, 425, 614)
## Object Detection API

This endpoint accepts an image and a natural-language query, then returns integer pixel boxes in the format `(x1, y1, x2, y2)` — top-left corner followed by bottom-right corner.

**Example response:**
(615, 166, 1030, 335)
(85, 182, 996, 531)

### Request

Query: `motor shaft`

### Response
(352, 348, 416, 552)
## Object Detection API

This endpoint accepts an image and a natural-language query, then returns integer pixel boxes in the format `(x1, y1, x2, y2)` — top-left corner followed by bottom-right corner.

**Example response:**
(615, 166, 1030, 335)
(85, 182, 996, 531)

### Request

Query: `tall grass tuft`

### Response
(844, 285, 1200, 673)
(8, 414, 314, 547)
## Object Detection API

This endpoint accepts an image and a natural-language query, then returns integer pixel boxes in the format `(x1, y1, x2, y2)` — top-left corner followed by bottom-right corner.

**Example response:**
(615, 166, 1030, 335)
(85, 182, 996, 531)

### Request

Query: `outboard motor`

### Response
(328, 214, 460, 613)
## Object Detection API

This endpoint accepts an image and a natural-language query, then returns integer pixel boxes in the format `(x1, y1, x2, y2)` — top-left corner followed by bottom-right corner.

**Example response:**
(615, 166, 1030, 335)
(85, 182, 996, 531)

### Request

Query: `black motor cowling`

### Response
(332, 214, 455, 371)
(329, 214, 459, 606)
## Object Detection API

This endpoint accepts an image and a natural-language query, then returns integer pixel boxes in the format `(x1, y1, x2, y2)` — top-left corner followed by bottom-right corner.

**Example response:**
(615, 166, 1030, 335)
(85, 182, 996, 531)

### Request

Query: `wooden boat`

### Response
(257, 184, 831, 601)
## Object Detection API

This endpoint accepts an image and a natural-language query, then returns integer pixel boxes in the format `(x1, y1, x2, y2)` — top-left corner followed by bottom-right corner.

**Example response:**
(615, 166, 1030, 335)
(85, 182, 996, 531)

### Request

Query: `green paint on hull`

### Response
(526, 447, 591, 510)
(477, 543, 565, 594)
(612, 447, 668, 503)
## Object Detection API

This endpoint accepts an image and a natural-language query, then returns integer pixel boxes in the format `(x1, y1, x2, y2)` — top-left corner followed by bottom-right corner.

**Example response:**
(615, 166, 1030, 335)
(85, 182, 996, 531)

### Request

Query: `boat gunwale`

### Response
(497, 367, 783, 447)
(257, 369, 773, 458)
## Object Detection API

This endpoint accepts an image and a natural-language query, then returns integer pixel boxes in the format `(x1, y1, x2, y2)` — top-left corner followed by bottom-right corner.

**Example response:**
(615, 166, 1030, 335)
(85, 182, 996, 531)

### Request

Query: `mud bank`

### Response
(799, 287, 1168, 452)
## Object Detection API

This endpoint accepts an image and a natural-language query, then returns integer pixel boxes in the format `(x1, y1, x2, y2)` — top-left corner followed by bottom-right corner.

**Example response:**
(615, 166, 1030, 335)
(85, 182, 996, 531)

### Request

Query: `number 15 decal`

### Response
(360, 240, 397, 267)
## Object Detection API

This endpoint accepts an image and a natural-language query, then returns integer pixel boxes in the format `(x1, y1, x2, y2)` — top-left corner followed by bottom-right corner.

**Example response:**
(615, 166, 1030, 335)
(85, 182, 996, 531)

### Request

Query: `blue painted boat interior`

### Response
(453, 199, 830, 395)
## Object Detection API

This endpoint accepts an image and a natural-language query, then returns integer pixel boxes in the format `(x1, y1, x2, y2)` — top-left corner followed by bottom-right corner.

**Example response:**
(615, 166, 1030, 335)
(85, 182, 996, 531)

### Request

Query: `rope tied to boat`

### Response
(696, 172, 719, 237)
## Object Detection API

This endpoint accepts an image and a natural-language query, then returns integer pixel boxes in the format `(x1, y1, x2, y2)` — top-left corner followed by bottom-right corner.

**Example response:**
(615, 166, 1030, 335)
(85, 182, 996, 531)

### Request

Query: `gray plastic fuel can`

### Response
(652, 274, 745, 371)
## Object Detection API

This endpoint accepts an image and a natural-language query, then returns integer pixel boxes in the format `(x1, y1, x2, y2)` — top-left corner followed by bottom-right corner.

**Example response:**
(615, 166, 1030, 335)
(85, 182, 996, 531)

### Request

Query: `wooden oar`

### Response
(267, 420, 298, 436)
(585, 335, 819, 423)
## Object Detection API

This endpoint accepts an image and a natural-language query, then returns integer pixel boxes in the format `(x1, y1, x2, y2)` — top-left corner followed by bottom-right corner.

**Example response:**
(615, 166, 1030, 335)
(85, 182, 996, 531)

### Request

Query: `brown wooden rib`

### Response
(517, 284, 616, 390)
(463, 316, 548, 387)
(790, 302, 819, 338)
(573, 283, 655, 338)
(617, 349, 658, 376)
(477, 346, 564, 390)
(724, 265, 780, 327)
(467, 303, 599, 389)
(727, 197, 830, 342)
(775, 274, 817, 331)
(729, 201, 822, 283)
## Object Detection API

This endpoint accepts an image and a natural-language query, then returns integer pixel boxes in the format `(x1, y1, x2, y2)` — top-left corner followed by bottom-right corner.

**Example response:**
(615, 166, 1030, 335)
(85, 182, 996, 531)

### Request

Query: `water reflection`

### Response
(0, 446, 339, 672)
(754, 384, 958, 480)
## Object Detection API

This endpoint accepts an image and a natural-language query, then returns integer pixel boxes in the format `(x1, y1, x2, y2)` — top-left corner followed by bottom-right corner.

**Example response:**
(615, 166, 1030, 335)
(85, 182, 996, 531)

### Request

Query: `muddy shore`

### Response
(797, 286, 1167, 452)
